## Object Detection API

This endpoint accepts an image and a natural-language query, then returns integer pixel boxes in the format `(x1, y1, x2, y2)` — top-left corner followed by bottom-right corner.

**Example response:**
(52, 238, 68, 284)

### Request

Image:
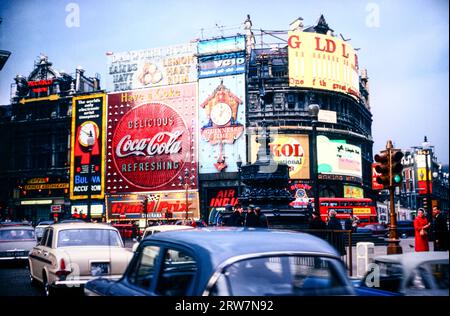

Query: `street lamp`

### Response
(179, 168, 195, 220)
(236, 154, 243, 197)
(422, 136, 433, 223)
(308, 103, 320, 216)
(86, 130, 95, 222)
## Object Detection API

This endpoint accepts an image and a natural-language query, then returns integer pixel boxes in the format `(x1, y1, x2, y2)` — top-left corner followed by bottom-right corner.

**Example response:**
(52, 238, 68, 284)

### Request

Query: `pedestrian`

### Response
(414, 208, 431, 252)
(226, 204, 244, 227)
(244, 205, 259, 228)
(344, 216, 353, 231)
(254, 207, 268, 228)
(327, 210, 346, 256)
(432, 206, 448, 251)
(309, 211, 326, 230)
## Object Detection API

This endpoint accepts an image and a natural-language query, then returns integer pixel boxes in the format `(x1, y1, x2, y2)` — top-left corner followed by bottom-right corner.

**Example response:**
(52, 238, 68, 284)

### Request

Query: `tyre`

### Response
(43, 272, 57, 296)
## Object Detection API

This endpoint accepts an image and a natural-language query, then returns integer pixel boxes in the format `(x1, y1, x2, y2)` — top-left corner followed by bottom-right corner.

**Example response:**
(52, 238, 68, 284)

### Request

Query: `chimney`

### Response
(75, 66, 84, 92)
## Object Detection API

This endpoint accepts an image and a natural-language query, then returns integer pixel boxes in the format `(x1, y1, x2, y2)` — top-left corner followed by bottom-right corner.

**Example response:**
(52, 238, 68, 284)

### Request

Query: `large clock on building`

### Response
(210, 102, 232, 126)
(78, 121, 99, 147)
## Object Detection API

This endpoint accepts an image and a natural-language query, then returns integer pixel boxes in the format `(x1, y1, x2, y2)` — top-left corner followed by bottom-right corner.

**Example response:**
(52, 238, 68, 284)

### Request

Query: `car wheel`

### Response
(29, 271, 39, 287)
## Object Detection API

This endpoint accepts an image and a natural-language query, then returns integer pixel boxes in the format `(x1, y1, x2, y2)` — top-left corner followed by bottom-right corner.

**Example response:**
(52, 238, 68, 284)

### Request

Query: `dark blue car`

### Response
(85, 227, 356, 296)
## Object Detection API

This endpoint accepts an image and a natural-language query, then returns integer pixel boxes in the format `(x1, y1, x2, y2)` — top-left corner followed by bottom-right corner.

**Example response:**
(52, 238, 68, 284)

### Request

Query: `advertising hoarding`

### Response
(198, 36, 246, 55)
(70, 94, 106, 200)
(343, 185, 364, 198)
(106, 84, 198, 193)
(317, 135, 362, 178)
(198, 51, 246, 78)
(106, 43, 197, 92)
(372, 163, 384, 190)
(288, 31, 360, 99)
(250, 134, 310, 179)
(106, 192, 200, 220)
(198, 75, 246, 173)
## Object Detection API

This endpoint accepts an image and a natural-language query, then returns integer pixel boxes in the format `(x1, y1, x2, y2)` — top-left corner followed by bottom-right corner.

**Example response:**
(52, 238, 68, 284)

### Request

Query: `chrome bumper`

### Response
(54, 275, 122, 287)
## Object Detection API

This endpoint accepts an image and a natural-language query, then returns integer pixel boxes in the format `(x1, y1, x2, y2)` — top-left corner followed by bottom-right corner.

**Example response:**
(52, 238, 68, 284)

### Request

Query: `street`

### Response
(0, 261, 42, 296)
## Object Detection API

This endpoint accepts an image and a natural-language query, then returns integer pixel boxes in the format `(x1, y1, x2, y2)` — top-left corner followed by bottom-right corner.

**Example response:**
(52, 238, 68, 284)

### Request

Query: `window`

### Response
(45, 229, 53, 248)
(57, 229, 122, 247)
(429, 263, 449, 290)
(155, 248, 197, 296)
(223, 256, 349, 296)
(128, 245, 161, 291)
(40, 229, 49, 246)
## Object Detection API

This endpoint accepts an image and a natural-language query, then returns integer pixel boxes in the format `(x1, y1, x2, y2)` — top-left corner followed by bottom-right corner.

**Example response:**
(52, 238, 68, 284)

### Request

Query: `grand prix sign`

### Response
(106, 84, 197, 193)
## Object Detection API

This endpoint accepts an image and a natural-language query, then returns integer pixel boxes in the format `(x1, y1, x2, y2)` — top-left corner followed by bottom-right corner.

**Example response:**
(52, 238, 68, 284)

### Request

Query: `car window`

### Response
(40, 229, 49, 246)
(155, 248, 197, 296)
(57, 229, 122, 247)
(45, 229, 53, 248)
(223, 256, 349, 296)
(428, 263, 449, 290)
(407, 267, 432, 290)
(0, 229, 35, 240)
(128, 245, 161, 291)
(363, 261, 403, 293)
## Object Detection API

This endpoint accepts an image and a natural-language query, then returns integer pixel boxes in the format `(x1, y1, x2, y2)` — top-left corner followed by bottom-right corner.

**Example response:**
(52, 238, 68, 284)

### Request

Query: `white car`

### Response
(0, 225, 36, 261)
(132, 224, 194, 252)
(28, 222, 133, 296)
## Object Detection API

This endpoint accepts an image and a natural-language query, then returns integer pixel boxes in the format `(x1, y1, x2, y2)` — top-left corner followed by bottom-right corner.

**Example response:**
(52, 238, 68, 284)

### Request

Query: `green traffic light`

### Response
(393, 174, 402, 183)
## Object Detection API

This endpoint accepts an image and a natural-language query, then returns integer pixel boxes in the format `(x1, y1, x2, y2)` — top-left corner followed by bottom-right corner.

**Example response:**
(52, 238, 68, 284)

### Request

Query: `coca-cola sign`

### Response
(107, 84, 198, 193)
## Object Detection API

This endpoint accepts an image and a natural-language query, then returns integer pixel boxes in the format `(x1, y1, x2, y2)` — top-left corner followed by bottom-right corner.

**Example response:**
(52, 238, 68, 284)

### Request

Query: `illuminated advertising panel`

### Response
(317, 135, 362, 178)
(106, 43, 197, 92)
(250, 134, 310, 179)
(70, 93, 106, 200)
(288, 31, 360, 99)
(198, 74, 246, 173)
(343, 185, 364, 198)
(106, 84, 198, 193)
(198, 51, 245, 79)
(372, 163, 384, 190)
(106, 192, 200, 220)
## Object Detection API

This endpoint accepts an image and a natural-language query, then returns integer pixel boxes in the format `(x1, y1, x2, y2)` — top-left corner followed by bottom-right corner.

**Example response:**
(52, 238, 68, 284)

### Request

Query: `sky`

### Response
(0, 0, 448, 164)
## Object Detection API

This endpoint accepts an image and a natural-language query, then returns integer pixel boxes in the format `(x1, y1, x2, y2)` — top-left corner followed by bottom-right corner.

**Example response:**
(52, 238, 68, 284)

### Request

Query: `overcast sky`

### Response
(0, 0, 448, 163)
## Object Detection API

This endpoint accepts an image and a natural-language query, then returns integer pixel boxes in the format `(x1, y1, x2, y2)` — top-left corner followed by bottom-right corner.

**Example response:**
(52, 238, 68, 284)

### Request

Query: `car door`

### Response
(30, 228, 49, 282)
(107, 243, 163, 295)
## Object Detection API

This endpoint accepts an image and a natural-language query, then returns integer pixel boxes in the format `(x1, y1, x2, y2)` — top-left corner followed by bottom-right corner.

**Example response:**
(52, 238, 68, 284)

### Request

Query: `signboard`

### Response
(353, 207, 371, 215)
(70, 94, 106, 200)
(106, 192, 200, 220)
(207, 188, 239, 208)
(71, 205, 104, 217)
(198, 36, 246, 55)
(289, 182, 312, 209)
(418, 181, 432, 195)
(28, 79, 53, 93)
(318, 109, 337, 124)
(106, 43, 197, 92)
(250, 134, 310, 179)
(343, 185, 364, 198)
(199, 75, 246, 173)
(372, 163, 384, 190)
(106, 84, 198, 193)
(50, 205, 62, 213)
(24, 183, 69, 190)
(417, 167, 432, 181)
(288, 31, 360, 99)
(416, 153, 432, 168)
(317, 135, 362, 178)
(198, 51, 246, 78)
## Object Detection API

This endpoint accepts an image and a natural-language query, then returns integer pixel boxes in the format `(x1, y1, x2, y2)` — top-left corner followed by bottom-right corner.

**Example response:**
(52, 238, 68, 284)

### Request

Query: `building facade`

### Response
(0, 55, 101, 222)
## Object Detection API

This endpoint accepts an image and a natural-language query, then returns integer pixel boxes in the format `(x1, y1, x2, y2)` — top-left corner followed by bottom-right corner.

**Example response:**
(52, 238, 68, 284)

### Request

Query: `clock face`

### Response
(78, 121, 99, 147)
(210, 103, 232, 126)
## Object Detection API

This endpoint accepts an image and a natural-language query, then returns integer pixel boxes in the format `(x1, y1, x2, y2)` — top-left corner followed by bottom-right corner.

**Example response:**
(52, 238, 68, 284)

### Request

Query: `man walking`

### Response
(432, 206, 448, 251)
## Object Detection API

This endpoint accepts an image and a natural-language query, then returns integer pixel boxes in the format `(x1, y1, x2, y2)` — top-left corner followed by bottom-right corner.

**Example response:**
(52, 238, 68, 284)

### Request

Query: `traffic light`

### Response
(390, 149, 404, 186)
(374, 150, 390, 188)
(142, 196, 148, 214)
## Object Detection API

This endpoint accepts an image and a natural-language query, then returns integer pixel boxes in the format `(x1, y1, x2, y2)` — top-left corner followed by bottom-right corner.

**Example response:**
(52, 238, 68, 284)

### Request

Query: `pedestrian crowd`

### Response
(223, 203, 268, 228)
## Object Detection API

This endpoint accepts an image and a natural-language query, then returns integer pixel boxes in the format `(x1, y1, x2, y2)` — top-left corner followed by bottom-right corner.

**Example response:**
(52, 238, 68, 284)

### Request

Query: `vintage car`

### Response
(0, 225, 36, 261)
(85, 227, 356, 296)
(28, 222, 133, 296)
(354, 252, 449, 296)
(132, 224, 194, 252)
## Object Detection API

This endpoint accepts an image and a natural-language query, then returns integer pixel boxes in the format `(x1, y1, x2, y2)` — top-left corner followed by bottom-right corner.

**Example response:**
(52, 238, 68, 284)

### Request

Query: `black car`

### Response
(396, 220, 415, 238)
(85, 228, 356, 296)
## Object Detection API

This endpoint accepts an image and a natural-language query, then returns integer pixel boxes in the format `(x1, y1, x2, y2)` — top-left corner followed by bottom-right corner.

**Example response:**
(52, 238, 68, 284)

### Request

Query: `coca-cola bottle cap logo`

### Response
(112, 102, 189, 189)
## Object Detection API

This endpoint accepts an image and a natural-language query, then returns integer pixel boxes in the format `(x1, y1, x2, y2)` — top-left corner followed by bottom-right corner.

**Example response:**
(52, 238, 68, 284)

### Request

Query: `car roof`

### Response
(144, 225, 194, 233)
(0, 225, 34, 230)
(146, 227, 340, 264)
(37, 221, 54, 226)
(374, 252, 449, 271)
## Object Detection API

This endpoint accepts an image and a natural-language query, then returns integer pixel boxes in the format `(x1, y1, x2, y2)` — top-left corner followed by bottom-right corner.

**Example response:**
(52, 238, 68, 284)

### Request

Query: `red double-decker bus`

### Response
(313, 197, 378, 227)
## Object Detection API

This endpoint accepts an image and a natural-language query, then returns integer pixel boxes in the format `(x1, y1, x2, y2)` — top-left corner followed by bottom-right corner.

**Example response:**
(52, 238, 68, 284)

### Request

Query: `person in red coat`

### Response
(414, 208, 431, 252)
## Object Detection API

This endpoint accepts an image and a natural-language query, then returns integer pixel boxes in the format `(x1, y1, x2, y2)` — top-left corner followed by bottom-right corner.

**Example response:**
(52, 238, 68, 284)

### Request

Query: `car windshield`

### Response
(0, 229, 35, 240)
(57, 229, 122, 247)
(222, 255, 349, 296)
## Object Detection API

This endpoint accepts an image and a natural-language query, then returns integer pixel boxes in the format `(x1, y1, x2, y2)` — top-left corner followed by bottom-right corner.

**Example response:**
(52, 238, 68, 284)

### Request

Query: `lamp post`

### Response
(422, 136, 433, 223)
(308, 103, 320, 216)
(179, 168, 195, 220)
(236, 155, 243, 197)
(86, 130, 95, 222)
